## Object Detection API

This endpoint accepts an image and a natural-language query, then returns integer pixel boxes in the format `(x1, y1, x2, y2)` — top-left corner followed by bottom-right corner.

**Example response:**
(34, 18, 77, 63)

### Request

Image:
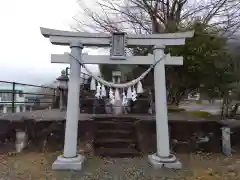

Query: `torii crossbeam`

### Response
(51, 53, 183, 65)
(40, 27, 194, 171)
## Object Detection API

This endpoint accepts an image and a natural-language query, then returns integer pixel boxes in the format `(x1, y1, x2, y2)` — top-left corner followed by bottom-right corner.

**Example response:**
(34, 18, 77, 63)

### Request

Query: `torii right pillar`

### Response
(148, 45, 182, 169)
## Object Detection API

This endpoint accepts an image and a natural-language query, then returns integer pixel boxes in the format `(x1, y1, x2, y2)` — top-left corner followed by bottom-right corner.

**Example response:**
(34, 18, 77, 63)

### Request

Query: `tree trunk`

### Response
(221, 95, 230, 120)
(175, 98, 181, 106)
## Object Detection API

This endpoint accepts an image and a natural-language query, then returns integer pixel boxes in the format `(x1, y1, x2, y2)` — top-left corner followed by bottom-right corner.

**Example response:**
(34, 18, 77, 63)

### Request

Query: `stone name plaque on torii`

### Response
(40, 27, 194, 171)
(110, 32, 126, 60)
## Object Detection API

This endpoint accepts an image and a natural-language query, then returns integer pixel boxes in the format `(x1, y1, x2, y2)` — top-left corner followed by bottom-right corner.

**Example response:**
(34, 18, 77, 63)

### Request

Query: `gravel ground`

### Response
(0, 151, 240, 180)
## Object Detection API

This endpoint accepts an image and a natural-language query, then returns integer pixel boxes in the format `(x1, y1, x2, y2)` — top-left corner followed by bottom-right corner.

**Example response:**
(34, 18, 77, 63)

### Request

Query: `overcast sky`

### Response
(0, 0, 100, 86)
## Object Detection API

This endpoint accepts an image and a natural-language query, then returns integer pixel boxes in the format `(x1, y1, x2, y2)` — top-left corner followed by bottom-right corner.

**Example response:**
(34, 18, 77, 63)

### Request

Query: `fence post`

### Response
(12, 82, 16, 113)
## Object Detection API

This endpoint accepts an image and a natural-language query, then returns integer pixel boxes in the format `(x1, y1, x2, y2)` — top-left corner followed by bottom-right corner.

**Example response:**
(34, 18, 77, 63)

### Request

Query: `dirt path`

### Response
(0, 151, 240, 180)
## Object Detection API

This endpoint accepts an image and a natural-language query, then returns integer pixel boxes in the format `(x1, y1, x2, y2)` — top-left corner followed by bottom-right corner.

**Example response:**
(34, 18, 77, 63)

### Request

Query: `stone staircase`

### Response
(94, 117, 141, 157)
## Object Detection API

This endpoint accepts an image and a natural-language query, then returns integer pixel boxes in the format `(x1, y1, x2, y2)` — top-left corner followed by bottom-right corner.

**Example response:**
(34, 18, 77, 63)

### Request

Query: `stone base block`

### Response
(148, 153, 182, 169)
(15, 131, 28, 153)
(52, 154, 85, 171)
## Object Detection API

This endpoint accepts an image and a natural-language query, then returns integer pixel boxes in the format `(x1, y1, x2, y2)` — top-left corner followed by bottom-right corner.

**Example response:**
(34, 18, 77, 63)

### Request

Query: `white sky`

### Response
(0, 0, 100, 86)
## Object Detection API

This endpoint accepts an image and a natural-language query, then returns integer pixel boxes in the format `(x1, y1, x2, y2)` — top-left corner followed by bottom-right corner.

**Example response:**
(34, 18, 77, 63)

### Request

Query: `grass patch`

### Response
(189, 111, 213, 118)
(168, 106, 185, 112)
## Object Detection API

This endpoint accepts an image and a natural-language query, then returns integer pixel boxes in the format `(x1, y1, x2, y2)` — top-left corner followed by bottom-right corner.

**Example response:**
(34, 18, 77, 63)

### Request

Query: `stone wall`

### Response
(135, 120, 222, 154)
(0, 119, 236, 155)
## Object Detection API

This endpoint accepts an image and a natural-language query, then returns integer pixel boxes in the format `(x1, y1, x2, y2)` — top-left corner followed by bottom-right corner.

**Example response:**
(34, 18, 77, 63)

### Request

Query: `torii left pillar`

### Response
(52, 41, 85, 170)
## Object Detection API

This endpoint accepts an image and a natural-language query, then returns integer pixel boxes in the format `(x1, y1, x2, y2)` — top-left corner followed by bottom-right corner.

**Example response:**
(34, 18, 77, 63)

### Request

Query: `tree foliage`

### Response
(165, 22, 236, 104)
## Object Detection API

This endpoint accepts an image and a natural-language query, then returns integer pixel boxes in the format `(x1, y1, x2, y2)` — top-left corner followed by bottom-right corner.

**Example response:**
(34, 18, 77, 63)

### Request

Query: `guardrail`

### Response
(0, 80, 57, 113)
(0, 71, 92, 114)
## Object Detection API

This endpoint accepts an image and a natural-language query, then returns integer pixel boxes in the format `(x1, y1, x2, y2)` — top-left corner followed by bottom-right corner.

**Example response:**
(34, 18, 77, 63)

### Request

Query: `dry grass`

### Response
(0, 151, 59, 179)
(185, 153, 240, 180)
(0, 150, 240, 180)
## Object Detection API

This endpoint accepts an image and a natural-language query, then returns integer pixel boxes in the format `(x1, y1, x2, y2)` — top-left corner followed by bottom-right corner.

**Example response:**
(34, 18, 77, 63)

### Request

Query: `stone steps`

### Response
(95, 138, 136, 149)
(96, 121, 135, 131)
(95, 147, 140, 158)
(94, 117, 140, 157)
(97, 129, 133, 139)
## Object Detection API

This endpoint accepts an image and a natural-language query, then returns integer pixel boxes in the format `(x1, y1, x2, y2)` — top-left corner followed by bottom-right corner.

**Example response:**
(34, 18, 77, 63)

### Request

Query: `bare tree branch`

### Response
(74, 0, 240, 37)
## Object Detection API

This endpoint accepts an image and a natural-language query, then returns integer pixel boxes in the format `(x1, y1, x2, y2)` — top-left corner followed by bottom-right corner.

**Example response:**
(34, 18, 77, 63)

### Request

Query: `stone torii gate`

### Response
(40, 27, 194, 170)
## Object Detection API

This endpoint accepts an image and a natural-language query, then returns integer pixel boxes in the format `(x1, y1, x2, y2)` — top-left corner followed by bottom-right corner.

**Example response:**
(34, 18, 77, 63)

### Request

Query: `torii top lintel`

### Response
(40, 27, 194, 47)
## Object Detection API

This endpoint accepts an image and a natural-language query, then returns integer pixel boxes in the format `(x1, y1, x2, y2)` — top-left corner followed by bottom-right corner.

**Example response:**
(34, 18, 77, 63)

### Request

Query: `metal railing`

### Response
(0, 71, 92, 114)
(0, 80, 57, 113)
